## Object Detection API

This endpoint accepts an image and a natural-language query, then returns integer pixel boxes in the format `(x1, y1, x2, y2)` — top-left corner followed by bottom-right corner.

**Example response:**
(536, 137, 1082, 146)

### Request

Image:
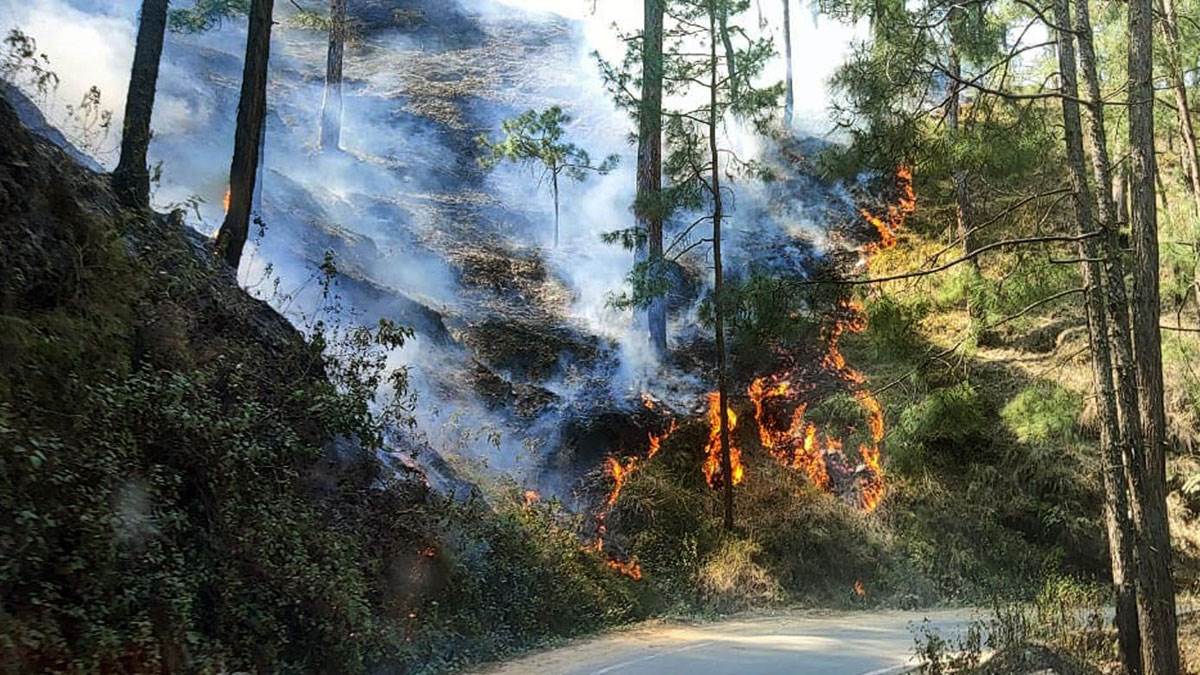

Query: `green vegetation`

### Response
(476, 106, 618, 247)
(0, 101, 647, 674)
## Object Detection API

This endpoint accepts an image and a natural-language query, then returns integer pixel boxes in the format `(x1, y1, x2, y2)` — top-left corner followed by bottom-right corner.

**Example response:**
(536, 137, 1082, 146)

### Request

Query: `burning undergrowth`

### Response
(21, 0, 922, 588)
(581, 164, 916, 579)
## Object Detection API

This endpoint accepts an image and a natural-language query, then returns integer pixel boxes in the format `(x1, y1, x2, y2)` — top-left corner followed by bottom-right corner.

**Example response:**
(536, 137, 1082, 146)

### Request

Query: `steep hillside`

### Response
(0, 91, 646, 674)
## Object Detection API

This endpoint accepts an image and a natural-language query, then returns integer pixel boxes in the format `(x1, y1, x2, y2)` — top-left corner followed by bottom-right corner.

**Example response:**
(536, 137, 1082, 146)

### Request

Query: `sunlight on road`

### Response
(474, 610, 976, 675)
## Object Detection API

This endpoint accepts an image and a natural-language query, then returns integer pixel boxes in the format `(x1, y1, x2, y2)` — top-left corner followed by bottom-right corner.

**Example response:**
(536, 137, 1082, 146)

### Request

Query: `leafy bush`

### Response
(401, 495, 645, 673)
(1001, 384, 1081, 446)
(891, 383, 988, 473)
(0, 191, 644, 673)
(863, 294, 927, 361)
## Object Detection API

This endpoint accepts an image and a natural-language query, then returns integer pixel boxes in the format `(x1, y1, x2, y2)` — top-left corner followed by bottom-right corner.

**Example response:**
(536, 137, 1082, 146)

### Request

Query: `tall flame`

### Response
(745, 166, 912, 513)
(748, 377, 829, 488)
(858, 165, 915, 255)
(702, 391, 744, 489)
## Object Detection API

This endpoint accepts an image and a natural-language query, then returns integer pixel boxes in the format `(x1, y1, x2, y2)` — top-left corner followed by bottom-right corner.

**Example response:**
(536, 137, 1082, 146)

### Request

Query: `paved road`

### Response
(468, 609, 978, 675)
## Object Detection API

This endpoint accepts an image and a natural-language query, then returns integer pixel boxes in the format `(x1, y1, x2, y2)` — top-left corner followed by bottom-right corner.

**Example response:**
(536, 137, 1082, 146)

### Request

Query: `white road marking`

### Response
(589, 641, 718, 675)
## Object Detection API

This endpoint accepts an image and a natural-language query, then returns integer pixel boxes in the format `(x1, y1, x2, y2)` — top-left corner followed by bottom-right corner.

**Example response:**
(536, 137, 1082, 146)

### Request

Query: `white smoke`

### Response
(1, 0, 861, 497)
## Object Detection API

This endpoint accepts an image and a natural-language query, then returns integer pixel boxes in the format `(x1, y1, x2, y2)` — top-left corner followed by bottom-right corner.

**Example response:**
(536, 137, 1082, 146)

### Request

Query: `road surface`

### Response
(468, 609, 978, 675)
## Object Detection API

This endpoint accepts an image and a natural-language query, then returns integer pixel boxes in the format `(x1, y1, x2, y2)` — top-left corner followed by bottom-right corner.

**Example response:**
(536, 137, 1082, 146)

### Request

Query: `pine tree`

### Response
(660, 0, 780, 529)
(781, 0, 793, 125)
(214, 0, 275, 269)
(476, 107, 618, 248)
(640, 0, 668, 355)
(318, 0, 348, 152)
(112, 0, 170, 209)
(1128, 0, 1181, 665)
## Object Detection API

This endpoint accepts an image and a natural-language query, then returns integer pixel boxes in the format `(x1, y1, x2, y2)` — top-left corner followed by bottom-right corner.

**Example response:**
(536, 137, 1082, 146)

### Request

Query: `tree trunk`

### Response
(710, 3, 734, 532)
(1115, 162, 1130, 226)
(638, 0, 667, 355)
(112, 0, 169, 210)
(215, 0, 276, 270)
(1156, 163, 1172, 212)
(1057, 2, 1143, 669)
(946, 14, 976, 317)
(719, 10, 738, 100)
(318, 0, 347, 152)
(1159, 0, 1200, 211)
(1129, 0, 1182, 664)
(782, 0, 793, 125)
(553, 168, 560, 248)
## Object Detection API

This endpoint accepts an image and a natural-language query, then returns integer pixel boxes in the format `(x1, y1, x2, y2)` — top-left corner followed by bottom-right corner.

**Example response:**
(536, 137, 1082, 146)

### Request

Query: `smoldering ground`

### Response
(1, 0, 872, 505)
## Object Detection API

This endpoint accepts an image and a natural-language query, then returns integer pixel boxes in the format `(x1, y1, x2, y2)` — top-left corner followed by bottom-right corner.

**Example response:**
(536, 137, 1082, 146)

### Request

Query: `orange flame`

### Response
(859, 444, 885, 512)
(647, 419, 678, 460)
(745, 166, 912, 513)
(587, 410, 680, 580)
(604, 455, 637, 509)
(522, 489, 540, 507)
(702, 391, 744, 489)
(222, 188, 231, 214)
(858, 165, 915, 254)
(854, 579, 866, 598)
(606, 557, 643, 580)
(748, 377, 829, 488)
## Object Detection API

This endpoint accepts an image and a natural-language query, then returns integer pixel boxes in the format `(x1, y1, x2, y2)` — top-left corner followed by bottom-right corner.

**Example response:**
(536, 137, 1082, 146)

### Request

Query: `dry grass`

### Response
(697, 539, 783, 612)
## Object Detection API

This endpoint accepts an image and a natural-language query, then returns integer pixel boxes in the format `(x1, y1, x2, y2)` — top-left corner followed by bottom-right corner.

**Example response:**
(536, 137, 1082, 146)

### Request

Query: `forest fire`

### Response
(746, 293, 886, 511)
(858, 165, 915, 253)
(702, 391, 744, 488)
(590, 166, 911, 577)
(744, 166, 914, 512)
(588, 407, 680, 581)
(748, 378, 829, 488)
(606, 557, 643, 581)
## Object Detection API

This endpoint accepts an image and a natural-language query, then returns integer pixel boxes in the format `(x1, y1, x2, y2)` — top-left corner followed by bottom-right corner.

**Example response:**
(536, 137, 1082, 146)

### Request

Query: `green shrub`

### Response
(721, 272, 822, 371)
(863, 294, 927, 361)
(891, 382, 988, 473)
(1001, 384, 1081, 446)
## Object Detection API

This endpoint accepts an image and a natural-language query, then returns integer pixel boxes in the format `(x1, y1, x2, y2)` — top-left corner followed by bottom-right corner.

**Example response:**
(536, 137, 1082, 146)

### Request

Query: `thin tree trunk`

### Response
(710, 3, 734, 531)
(638, 0, 667, 355)
(946, 16, 977, 306)
(112, 0, 169, 210)
(318, 0, 347, 152)
(1115, 161, 1131, 226)
(1129, 0, 1182, 664)
(1159, 0, 1200, 210)
(553, 168, 560, 248)
(1156, 163, 1172, 212)
(719, 10, 738, 100)
(782, 0, 793, 125)
(1057, 2, 1143, 669)
(215, 0, 275, 270)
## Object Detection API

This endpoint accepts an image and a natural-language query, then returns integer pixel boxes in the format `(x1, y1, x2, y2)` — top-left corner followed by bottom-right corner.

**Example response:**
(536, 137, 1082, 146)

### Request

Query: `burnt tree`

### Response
(215, 0, 275, 269)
